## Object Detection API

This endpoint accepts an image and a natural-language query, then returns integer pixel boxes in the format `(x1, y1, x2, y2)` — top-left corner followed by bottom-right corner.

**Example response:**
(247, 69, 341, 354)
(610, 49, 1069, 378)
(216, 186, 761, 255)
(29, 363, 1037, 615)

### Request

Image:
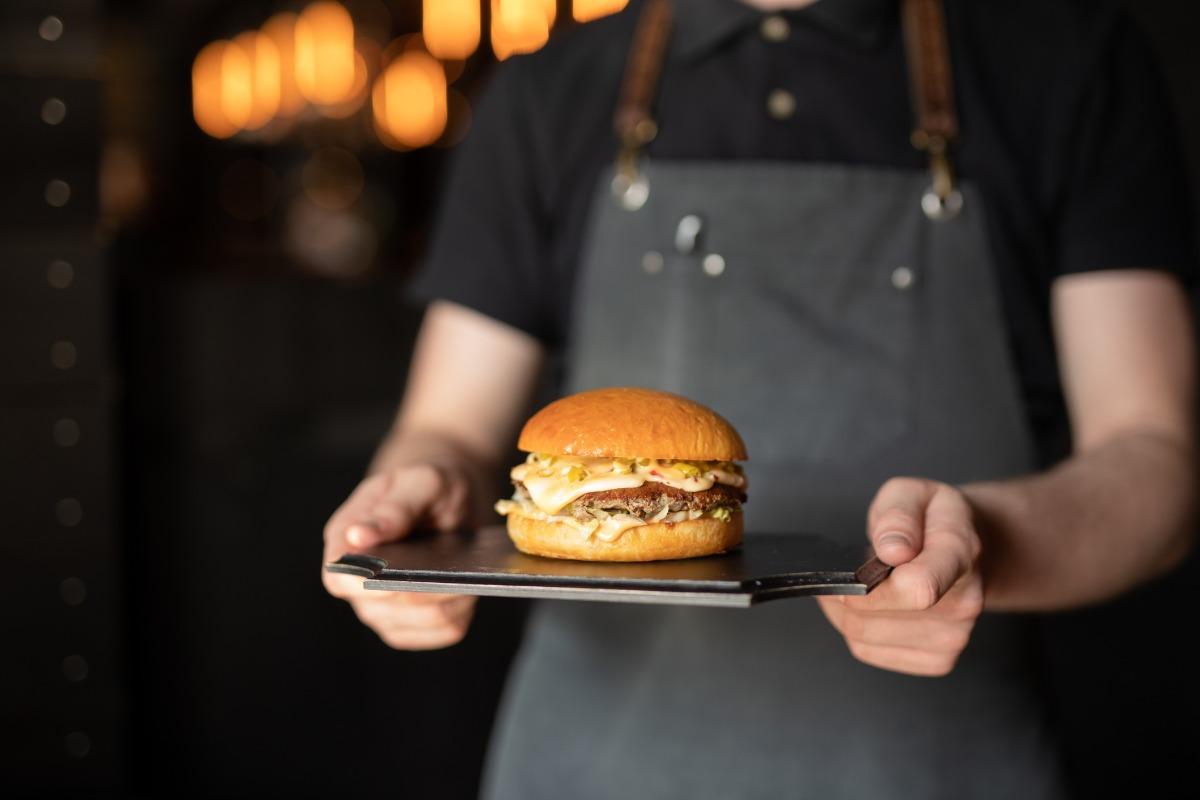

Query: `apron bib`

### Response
(483, 164, 1064, 800)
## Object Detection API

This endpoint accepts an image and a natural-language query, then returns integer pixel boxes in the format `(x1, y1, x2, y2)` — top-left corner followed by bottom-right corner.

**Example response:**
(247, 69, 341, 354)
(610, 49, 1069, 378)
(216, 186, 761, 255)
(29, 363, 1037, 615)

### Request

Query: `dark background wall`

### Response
(2, 0, 1198, 797)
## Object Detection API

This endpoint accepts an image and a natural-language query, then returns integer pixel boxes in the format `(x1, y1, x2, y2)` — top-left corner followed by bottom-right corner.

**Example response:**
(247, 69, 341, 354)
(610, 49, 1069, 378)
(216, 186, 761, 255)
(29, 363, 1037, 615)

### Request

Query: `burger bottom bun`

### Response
(506, 512, 743, 562)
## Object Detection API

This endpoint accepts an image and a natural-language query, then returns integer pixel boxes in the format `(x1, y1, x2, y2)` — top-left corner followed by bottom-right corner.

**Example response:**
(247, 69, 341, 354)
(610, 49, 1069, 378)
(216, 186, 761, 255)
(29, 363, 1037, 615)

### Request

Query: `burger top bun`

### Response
(517, 387, 747, 462)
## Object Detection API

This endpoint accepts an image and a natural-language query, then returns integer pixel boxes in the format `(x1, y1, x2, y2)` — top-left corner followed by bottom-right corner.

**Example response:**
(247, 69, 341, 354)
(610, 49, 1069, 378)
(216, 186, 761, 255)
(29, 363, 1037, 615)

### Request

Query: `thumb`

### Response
(344, 464, 452, 550)
(345, 519, 390, 549)
(867, 477, 934, 566)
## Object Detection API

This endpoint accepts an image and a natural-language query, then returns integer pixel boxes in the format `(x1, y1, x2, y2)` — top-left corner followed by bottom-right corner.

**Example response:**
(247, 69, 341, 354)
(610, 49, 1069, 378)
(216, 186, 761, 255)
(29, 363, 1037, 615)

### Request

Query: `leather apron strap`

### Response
(611, 0, 964, 221)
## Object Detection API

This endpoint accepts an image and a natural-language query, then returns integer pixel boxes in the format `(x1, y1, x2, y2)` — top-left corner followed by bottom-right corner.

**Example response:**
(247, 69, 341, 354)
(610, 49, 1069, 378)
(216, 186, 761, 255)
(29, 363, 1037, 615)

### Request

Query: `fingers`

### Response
(845, 641, 962, 677)
(320, 463, 478, 650)
(351, 593, 476, 651)
(822, 479, 986, 677)
(820, 597, 973, 651)
(867, 477, 934, 565)
(820, 576, 982, 677)
(344, 465, 453, 548)
(861, 482, 978, 612)
(323, 464, 470, 563)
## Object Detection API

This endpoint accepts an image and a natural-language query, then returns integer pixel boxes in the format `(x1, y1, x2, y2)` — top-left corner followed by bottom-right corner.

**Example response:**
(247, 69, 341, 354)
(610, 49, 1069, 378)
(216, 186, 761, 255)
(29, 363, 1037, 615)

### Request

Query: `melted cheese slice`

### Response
(519, 472, 644, 515)
(509, 456, 745, 515)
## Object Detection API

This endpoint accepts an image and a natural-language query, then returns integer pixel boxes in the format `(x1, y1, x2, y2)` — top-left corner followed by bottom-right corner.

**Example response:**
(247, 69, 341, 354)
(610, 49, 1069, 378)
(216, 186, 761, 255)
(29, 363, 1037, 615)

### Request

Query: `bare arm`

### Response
(968, 270, 1196, 610)
(360, 299, 546, 525)
(821, 270, 1196, 675)
(322, 300, 544, 649)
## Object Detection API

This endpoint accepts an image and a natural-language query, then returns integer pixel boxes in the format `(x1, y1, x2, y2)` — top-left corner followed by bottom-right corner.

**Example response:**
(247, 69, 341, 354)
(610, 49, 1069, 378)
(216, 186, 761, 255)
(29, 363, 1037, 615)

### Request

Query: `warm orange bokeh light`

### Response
(193, 41, 235, 138)
(317, 49, 370, 119)
(295, 2, 357, 107)
(573, 0, 629, 23)
(423, 0, 481, 61)
(372, 49, 447, 149)
(193, 40, 256, 138)
(491, 0, 550, 60)
(233, 31, 281, 130)
(262, 12, 305, 117)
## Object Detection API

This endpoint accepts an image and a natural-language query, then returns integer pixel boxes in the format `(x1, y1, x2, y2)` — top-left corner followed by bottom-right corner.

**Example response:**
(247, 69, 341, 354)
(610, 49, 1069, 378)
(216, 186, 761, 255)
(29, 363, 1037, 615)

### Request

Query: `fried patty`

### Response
(514, 480, 745, 521)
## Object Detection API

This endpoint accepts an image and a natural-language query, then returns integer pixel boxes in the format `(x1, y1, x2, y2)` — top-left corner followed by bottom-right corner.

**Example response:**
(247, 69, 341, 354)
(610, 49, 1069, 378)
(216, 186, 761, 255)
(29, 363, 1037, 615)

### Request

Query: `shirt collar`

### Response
(671, 0, 895, 61)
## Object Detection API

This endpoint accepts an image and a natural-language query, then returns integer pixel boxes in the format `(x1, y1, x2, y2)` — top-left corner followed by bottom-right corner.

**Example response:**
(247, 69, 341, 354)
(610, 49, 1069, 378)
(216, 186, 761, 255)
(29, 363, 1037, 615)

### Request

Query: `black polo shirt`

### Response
(411, 0, 1194, 463)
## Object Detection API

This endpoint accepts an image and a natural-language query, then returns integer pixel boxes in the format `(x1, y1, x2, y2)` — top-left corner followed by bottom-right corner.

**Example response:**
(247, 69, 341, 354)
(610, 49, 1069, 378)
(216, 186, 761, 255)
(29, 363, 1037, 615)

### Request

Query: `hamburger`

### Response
(494, 387, 748, 561)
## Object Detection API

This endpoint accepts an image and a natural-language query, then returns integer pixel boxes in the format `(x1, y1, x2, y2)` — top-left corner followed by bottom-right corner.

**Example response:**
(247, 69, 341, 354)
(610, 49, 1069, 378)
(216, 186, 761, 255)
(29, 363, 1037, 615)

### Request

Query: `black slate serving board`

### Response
(325, 526, 891, 608)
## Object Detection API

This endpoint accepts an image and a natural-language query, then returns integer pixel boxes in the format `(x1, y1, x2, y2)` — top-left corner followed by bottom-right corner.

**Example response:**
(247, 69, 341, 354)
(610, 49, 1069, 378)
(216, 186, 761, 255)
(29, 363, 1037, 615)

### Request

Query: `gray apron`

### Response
(483, 3, 1065, 798)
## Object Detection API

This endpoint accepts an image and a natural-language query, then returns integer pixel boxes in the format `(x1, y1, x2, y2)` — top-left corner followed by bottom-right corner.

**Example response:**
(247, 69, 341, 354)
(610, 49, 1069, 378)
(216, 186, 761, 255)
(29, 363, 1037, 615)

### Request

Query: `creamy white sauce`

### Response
(508, 455, 745, 515)
(494, 498, 708, 542)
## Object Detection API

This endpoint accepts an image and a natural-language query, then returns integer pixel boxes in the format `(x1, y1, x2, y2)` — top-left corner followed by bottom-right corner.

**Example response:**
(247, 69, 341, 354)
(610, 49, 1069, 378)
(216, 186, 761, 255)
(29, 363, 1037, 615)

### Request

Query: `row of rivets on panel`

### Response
(48, 259, 78, 373)
(646, 216, 914, 287)
(640, 249, 727, 279)
(646, 252, 911, 285)
(38, 10, 90, 756)
(39, 17, 72, 207)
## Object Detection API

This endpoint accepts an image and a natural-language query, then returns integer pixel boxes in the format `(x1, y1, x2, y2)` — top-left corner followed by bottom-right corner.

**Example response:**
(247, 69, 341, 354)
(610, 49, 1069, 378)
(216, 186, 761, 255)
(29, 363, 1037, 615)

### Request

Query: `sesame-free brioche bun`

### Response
(517, 387, 747, 461)
(506, 511, 743, 561)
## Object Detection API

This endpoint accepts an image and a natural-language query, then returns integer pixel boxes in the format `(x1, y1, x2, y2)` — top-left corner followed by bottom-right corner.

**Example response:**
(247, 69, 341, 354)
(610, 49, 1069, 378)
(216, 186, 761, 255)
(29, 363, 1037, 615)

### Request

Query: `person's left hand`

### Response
(817, 477, 984, 677)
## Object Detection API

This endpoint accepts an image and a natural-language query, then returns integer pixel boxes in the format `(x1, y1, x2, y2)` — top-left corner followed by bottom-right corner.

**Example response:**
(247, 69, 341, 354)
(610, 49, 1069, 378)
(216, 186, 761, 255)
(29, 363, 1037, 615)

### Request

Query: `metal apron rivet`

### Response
(766, 89, 796, 120)
(674, 214, 703, 254)
(891, 265, 916, 290)
(642, 251, 664, 274)
(48, 259, 74, 288)
(60, 577, 87, 606)
(64, 731, 90, 758)
(612, 171, 649, 211)
(62, 654, 88, 682)
(921, 186, 963, 221)
(42, 97, 67, 125)
(702, 253, 726, 277)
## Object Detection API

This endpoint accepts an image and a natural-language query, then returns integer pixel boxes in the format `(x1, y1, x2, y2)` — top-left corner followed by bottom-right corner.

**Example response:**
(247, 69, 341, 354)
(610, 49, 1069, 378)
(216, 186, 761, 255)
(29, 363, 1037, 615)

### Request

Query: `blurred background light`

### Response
(301, 147, 365, 211)
(219, 40, 254, 131)
(573, 0, 630, 23)
(192, 40, 241, 138)
(233, 31, 281, 130)
(261, 12, 306, 118)
(423, 0, 481, 61)
(295, 2, 358, 108)
(316, 48, 371, 118)
(491, 0, 550, 61)
(372, 48, 447, 149)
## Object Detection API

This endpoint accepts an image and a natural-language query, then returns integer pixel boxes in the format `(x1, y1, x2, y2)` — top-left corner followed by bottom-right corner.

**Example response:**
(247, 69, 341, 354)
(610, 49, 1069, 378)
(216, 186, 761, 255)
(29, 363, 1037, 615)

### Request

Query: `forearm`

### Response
(965, 430, 1196, 612)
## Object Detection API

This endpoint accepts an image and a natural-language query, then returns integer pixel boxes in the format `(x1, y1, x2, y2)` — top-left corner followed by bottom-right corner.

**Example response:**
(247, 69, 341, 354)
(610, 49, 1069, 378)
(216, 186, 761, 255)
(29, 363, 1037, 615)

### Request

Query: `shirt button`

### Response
(891, 266, 916, 290)
(766, 89, 796, 120)
(760, 15, 790, 43)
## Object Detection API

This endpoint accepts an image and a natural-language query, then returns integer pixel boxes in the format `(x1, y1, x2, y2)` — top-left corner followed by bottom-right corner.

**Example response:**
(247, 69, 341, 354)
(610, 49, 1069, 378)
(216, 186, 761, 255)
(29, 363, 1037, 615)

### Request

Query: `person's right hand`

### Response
(322, 463, 477, 650)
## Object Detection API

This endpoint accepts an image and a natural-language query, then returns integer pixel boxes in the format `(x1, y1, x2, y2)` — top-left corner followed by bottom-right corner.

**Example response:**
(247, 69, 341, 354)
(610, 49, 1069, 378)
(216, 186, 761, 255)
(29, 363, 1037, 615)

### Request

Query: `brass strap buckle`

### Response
(611, 117, 658, 210)
(911, 130, 963, 221)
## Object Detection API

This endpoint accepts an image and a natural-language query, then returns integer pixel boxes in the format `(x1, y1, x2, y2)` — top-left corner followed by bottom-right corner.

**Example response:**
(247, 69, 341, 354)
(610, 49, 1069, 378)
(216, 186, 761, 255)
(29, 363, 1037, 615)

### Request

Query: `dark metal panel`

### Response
(327, 527, 889, 606)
